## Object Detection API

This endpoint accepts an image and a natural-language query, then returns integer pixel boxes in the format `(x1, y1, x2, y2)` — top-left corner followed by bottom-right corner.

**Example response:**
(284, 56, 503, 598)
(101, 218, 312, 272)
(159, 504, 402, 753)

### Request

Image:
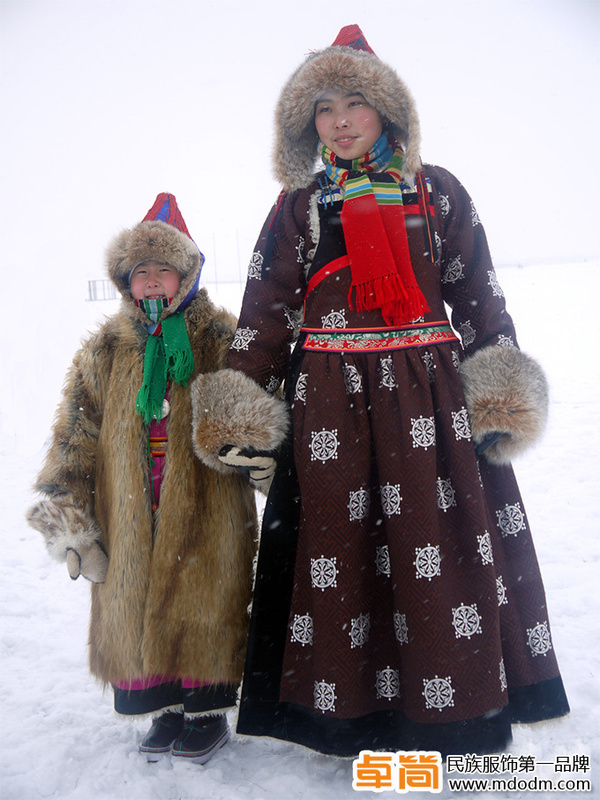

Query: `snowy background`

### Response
(1, 1, 599, 798)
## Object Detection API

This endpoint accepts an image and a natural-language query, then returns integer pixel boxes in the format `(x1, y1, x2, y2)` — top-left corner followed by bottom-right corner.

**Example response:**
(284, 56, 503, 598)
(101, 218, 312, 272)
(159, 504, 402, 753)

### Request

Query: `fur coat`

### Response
(28, 220, 257, 686)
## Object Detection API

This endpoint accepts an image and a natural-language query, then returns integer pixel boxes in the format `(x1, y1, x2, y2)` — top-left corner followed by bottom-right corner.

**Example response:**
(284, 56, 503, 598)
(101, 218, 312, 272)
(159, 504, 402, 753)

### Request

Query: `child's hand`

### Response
(66, 541, 108, 583)
(218, 445, 277, 490)
(26, 498, 108, 583)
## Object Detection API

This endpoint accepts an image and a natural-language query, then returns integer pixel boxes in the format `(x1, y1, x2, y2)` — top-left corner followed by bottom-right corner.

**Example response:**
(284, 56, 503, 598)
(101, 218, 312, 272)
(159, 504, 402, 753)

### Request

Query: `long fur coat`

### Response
(30, 288, 257, 686)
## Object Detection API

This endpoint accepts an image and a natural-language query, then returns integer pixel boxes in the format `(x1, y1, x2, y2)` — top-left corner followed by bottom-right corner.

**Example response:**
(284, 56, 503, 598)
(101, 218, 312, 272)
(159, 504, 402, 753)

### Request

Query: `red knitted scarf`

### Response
(321, 138, 430, 326)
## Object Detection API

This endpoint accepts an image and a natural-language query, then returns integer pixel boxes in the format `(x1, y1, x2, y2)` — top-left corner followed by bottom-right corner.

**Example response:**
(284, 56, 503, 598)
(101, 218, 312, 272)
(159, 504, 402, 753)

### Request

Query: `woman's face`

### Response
(315, 91, 383, 160)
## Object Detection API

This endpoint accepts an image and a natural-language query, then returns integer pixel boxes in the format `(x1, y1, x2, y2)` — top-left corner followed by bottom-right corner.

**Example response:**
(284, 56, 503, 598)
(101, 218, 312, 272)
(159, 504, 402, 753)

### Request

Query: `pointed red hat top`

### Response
(142, 192, 192, 239)
(331, 24, 376, 55)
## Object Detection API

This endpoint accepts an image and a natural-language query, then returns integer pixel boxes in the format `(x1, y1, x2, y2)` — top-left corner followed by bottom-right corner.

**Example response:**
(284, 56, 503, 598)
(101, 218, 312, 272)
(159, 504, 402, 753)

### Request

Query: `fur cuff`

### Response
(191, 369, 290, 473)
(459, 346, 549, 465)
(26, 498, 103, 562)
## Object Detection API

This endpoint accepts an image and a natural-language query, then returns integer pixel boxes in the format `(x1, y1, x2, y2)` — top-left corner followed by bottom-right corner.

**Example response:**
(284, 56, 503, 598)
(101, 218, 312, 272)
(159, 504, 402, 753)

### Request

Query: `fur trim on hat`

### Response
(105, 220, 203, 314)
(191, 369, 290, 473)
(273, 45, 421, 191)
(459, 346, 549, 465)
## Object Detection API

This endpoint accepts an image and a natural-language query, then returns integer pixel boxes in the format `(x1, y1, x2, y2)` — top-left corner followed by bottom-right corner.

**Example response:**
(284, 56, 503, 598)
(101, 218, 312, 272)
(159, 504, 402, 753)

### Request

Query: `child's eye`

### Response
(316, 105, 331, 114)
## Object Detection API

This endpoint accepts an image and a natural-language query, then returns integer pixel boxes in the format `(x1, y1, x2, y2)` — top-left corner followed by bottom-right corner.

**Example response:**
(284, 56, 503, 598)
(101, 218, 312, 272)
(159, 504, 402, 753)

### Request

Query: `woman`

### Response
(191, 26, 569, 758)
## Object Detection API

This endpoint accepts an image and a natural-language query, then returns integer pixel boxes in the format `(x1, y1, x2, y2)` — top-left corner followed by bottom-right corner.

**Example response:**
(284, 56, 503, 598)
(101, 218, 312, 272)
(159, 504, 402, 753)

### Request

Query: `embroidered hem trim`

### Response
(302, 322, 458, 353)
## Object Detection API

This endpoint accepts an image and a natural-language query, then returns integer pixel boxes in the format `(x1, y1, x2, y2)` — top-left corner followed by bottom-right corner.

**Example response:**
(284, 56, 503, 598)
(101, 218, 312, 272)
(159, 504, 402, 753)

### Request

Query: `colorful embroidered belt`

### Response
(302, 322, 458, 353)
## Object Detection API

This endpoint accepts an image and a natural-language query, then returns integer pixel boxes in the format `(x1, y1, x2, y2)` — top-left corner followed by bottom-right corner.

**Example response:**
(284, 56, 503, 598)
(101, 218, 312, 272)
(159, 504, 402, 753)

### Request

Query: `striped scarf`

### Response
(320, 132, 429, 326)
(134, 298, 194, 424)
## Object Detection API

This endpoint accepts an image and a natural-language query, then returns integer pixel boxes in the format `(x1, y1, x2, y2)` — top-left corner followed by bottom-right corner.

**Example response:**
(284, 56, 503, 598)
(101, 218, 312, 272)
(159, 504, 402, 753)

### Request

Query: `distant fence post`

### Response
(88, 279, 117, 301)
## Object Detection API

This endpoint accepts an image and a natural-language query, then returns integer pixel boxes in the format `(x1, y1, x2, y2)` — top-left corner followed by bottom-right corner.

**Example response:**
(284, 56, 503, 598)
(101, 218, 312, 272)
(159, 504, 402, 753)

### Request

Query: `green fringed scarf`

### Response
(135, 299, 194, 424)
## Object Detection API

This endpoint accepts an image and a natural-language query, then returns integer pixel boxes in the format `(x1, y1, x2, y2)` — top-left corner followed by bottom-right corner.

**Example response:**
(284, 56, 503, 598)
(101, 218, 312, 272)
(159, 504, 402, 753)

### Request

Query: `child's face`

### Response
(315, 91, 383, 160)
(129, 260, 182, 301)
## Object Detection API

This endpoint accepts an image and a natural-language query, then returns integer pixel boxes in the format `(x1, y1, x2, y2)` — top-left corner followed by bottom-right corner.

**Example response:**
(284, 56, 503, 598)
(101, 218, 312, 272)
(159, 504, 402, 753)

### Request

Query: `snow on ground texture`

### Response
(1, 263, 598, 800)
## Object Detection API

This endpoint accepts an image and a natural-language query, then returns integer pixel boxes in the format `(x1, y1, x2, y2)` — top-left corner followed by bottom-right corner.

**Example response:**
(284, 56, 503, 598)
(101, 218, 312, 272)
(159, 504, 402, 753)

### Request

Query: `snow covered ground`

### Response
(1, 262, 599, 799)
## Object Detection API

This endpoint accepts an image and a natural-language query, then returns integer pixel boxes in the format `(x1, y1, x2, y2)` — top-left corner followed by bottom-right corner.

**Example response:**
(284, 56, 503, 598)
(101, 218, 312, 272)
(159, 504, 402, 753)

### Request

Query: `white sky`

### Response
(2, 0, 598, 283)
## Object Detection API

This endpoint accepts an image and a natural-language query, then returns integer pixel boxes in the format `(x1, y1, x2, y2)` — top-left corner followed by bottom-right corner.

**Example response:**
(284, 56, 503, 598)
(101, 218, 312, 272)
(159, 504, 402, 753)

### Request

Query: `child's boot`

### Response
(170, 713, 229, 764)
(139, 710, 185, 761)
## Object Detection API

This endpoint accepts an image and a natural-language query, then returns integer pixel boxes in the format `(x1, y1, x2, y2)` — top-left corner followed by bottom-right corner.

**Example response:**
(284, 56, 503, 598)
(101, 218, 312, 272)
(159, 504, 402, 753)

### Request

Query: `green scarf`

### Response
(135, 300, 194, 424)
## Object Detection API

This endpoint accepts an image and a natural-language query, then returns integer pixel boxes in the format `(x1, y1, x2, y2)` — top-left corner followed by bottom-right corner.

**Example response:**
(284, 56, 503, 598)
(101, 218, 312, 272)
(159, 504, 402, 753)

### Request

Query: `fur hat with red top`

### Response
(106, 193, 204, 316)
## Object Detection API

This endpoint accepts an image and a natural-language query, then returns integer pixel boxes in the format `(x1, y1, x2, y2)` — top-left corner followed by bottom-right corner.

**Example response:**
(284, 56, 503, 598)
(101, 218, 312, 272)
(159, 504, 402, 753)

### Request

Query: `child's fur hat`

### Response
(105, 193, 204, 317)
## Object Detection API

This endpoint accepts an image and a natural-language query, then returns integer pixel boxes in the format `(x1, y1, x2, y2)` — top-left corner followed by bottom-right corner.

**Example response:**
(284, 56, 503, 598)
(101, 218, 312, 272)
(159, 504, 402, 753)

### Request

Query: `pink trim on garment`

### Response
(113, 675, 212, 690)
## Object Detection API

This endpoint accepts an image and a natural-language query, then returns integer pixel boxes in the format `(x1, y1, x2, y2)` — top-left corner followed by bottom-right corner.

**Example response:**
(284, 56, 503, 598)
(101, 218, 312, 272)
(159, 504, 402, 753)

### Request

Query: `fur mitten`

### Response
(191, 369, 290, 495)
(26, 498, 108, 583)
(459, 345, 549, 465)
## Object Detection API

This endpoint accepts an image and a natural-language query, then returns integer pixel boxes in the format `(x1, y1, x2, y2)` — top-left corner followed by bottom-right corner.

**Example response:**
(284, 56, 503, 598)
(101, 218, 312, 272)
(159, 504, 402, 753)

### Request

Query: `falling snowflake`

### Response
(231, 327, 259, 351)
(348, 488, 370, 521)
(290, 614, 313, 646)
(349, 613, 371, 648)
(527, 621, 552, 657)
(394, 612, 409, 645)
(414, 544, 441, 581)
(375, 545, 391, 577)
(422, 675, 455, 711)
(411, 416, 436, 449)
(310, 429, 339, 462)
(376, 667, 400, 701)
(310, 556, 338, 591)
(452, 407, 472, 440)
(496, 503, 526, 537)
(477, 531, 494, 565)
(314, 680, 337, 713)
(381, 483, 403, 516)
(342, 363, 363, 394)
(451, 603, 482, 639)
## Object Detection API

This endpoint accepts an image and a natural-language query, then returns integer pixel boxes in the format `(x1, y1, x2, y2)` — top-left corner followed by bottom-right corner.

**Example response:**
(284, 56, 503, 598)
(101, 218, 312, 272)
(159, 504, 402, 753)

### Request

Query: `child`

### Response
(27, 194, 257, 764)
(190, 26, 569, 759)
